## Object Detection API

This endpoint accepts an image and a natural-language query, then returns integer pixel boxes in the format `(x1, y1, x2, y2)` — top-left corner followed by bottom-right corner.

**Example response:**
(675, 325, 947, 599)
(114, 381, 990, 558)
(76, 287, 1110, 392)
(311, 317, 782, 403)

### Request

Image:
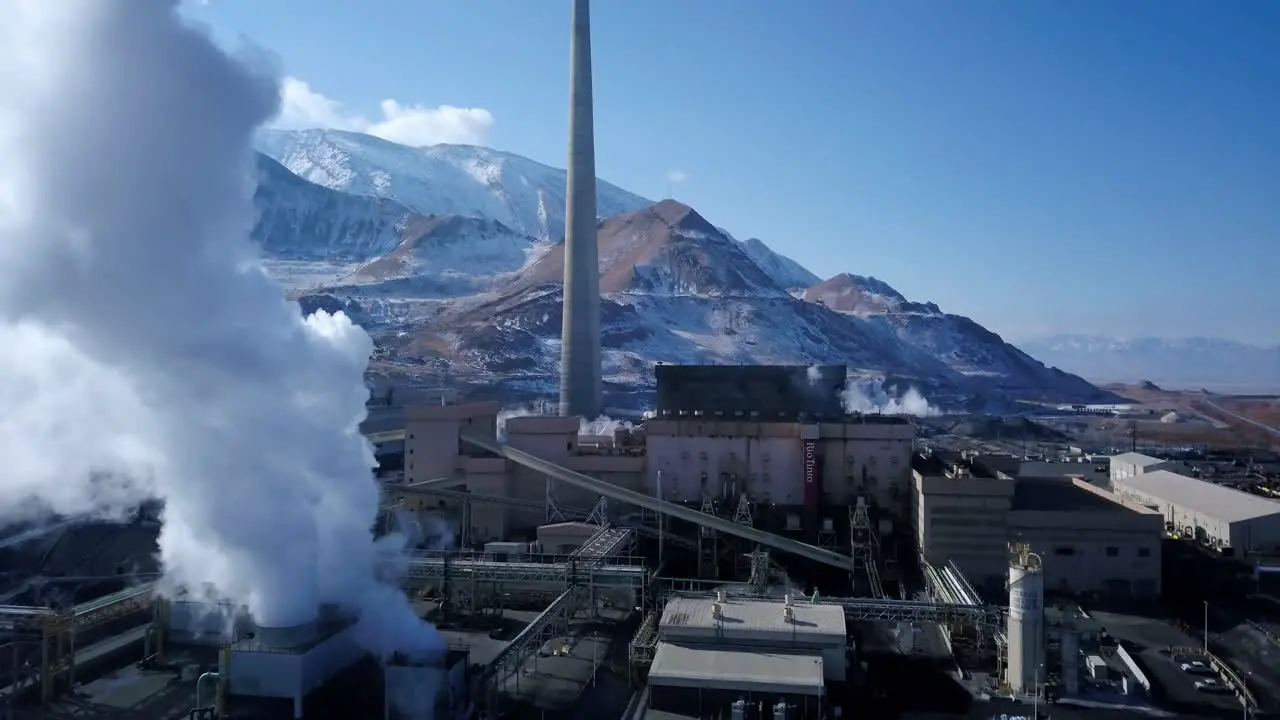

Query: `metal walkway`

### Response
(405, 551, 646, 587)
(459, 432, 857, 571)
(1, 581, 156, 633)
(572, 526, 635, 563)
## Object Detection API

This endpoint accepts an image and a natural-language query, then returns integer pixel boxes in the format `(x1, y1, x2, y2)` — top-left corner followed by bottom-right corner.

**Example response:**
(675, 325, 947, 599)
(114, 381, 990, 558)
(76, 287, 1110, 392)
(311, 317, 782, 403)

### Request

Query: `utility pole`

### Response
(1204, 600, 1209, 655)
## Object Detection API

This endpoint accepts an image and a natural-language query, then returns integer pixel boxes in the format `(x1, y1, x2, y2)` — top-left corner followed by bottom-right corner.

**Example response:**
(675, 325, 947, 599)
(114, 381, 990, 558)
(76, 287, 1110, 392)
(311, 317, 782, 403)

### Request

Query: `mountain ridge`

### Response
(250, 129, 1112, 406)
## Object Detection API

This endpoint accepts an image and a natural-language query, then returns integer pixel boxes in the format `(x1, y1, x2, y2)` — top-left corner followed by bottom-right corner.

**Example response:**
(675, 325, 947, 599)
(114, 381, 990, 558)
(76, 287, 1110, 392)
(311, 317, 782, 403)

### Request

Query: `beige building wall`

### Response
(914, 458, 1163, 599)
(644, 418, 913, 513)
(1010, 481, 1163, 598)
(402, 402, 912, 547)
(913, 469, 1015, 590)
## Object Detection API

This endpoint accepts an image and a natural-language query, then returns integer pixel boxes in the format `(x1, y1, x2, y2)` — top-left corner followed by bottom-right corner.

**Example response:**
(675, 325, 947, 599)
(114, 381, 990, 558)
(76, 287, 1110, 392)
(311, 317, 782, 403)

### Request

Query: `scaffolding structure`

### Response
(1, 580, 155, 706)
(696, 492, 718, 580)
(850, 497, 884, 598)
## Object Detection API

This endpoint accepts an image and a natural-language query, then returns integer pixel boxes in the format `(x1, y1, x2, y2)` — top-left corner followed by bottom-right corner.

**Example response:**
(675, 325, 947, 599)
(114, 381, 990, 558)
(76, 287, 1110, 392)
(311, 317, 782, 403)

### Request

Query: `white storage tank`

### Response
(1006, 544, 1045, 695)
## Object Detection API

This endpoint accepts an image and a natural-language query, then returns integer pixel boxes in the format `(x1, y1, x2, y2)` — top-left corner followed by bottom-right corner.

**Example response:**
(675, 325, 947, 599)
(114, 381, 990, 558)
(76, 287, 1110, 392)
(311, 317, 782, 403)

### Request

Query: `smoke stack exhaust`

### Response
(559, 0, 603, 419)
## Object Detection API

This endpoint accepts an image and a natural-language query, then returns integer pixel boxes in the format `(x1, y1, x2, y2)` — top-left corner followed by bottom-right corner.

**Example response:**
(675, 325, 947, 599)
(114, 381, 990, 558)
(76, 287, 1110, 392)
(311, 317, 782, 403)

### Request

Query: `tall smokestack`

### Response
(559, 0, 603, 419)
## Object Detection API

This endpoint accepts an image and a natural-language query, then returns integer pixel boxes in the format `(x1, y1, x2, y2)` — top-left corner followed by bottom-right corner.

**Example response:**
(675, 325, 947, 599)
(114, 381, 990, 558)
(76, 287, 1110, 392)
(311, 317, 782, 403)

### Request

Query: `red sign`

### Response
(803, 440, 818, 512)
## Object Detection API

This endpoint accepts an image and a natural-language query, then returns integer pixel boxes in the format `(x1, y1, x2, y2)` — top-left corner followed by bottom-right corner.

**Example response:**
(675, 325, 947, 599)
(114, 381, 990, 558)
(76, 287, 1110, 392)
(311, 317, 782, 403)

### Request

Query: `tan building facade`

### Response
(912, 452, 1163, 599)
(399, 403, 914, 545)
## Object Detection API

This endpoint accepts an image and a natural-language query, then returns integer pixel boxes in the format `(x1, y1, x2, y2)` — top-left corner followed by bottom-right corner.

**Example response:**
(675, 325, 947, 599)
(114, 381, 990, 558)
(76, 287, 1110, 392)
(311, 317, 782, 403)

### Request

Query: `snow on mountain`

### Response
(255, 128, 651, 242)
(246, 132, 1107, 404)
(370, 203, 1105, 403)
(511, 200, 789, 298)
(738, 237, 821, 290)
(350, 215, 538, 282)
(253, 153, 415, 262)
(796, 273, 1101, 399)
(1018, 334, 1280, 392)
(801, 273, 939, 315)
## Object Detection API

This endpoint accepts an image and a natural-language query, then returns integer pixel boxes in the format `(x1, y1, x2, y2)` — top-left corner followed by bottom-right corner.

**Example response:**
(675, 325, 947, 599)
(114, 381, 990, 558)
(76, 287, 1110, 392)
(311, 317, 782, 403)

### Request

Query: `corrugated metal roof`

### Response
(660, 596, 845, 637)
(1110, 453, 1165, 467)
(1115, 470, 1280, 523)
(648, 642, 824, 694)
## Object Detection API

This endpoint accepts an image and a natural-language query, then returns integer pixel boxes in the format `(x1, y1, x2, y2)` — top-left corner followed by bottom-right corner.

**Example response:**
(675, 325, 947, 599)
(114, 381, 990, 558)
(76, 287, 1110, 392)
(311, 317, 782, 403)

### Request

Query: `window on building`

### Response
(1137, 547, 1151, 558)
(1054, 547, 1075, 556)
(1105, 546, 1119, 557)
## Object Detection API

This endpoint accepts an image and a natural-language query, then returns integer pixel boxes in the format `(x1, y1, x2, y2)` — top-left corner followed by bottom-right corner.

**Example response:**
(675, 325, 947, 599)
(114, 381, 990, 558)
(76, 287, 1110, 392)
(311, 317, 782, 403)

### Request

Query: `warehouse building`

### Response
(645, 594, 845, 718)
(912, 451, 1163, 599)
(1109, 452, 1176, 486)
(1112, 469, 1280, 552)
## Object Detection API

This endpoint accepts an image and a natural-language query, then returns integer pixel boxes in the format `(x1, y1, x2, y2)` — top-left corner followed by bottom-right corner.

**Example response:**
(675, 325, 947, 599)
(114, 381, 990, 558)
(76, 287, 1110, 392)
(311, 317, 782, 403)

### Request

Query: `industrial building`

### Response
(645, 594, 844, 718)
(1109, 452, 1177, 486)
(1111, 468, 1280, 552)
(400, 391, 916, 568)
(912, 451, 1164, 600)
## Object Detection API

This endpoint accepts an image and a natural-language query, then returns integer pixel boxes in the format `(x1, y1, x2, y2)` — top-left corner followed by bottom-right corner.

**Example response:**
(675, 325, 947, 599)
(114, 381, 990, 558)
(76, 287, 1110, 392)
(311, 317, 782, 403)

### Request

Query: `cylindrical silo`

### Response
(1006, 544, 1044, 695)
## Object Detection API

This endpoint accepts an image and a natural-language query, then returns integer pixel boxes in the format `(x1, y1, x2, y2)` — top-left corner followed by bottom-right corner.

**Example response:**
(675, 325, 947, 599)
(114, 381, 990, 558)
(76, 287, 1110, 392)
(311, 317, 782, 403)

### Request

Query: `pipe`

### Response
(195, 672, 219, 714)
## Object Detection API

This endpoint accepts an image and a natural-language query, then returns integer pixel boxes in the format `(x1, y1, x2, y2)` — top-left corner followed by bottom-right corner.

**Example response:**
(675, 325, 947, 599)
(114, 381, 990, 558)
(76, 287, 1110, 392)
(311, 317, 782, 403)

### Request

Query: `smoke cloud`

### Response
(581, 415, 631, 437)
(841, 381, 942, 417)
(0, 1, 438, 658)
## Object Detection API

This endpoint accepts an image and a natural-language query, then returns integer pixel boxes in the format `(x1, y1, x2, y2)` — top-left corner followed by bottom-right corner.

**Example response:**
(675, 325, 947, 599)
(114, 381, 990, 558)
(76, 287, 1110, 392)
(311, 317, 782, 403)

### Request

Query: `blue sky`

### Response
(191, 0, 1279, 345)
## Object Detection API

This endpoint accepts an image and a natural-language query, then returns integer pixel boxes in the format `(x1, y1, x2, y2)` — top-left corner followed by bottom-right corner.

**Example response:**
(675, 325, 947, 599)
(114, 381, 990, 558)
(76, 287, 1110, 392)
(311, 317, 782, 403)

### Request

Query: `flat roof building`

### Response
(1110, 452, 1175, 486)
(646, 596, 845, 718)
(1112, 469, 1280, 552)
(913, 451, 1163, 600)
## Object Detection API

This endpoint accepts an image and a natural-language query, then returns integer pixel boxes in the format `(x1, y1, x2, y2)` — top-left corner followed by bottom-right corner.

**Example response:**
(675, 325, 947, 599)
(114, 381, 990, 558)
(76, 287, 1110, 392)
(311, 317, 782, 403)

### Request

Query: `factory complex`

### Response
(9, 366, 1278, 719)
(4, 0, 1280, 718)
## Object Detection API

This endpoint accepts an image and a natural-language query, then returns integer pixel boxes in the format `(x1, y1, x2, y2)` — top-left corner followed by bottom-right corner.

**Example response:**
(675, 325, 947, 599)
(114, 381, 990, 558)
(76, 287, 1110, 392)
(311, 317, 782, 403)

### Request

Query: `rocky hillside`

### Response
(248, 132, 1111, 406)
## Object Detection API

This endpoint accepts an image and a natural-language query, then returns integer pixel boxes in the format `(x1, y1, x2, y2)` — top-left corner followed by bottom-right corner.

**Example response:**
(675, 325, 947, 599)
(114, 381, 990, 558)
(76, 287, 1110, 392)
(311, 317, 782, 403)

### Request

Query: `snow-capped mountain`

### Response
(255, 129, 650, 242)
(1018, 335, 1280, 392)
(253, 154, 414, 261)
(246, 132, 1109, 405)
(511, 201, 790, 298)
(802, 273, 939, 315)
(738, 237, 820, 290)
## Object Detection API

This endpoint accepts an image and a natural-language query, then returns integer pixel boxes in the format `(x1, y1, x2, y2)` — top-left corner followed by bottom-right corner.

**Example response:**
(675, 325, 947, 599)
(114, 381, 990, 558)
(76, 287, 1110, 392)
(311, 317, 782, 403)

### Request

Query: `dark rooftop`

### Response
(1012, 477, 1126, 513)
(912, 451, 1000, 479)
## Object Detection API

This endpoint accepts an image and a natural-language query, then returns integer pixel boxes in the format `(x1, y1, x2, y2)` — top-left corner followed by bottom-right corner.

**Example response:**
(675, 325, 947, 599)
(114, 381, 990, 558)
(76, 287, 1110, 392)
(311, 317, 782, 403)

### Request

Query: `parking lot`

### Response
(1088, 610, 1250, 715)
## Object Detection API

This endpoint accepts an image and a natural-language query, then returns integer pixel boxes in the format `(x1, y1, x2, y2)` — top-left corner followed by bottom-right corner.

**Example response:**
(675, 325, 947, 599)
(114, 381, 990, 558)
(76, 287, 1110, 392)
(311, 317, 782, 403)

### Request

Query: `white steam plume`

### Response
(806, 366, 824, 385)
(496, 407, 540, 440)
(581, 415, 631, 437)
(841, 381, 942, 417)
(0, 1, 439, 658)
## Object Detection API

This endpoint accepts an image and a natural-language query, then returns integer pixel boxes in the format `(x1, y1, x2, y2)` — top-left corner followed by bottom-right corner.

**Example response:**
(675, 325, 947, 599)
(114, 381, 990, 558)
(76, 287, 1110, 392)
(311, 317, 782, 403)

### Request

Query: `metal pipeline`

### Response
(194, 672, 220, 716)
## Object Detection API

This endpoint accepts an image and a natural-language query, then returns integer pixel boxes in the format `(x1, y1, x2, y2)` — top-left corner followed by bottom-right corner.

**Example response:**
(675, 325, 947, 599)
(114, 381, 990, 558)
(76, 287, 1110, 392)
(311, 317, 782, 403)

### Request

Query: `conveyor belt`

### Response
(406, 552, 646, 586)
(365, 429, 406, 444)
(459, 432, 857, 571)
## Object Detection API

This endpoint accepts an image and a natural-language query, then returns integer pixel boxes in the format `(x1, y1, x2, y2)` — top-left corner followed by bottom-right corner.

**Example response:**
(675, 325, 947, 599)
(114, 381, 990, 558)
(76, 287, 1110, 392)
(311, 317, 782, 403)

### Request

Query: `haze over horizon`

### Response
(191, 0, 1279, 346)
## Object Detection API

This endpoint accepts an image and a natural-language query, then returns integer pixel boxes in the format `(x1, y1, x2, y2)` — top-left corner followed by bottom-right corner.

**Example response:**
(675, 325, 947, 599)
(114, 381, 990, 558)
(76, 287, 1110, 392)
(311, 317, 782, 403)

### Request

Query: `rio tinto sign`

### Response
(802, 440, 817, 511)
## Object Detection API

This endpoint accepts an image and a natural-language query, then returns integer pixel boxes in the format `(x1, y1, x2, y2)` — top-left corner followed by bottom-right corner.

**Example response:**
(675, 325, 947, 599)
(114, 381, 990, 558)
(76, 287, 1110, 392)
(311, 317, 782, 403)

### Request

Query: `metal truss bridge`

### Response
(405, 549, 645, 587)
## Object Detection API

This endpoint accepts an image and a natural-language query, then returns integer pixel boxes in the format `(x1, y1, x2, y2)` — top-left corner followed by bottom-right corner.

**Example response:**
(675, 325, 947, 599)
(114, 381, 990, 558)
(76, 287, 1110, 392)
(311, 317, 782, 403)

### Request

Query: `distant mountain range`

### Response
(250, 128, 1112, 408)
(1017, 335, 1280, 393)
